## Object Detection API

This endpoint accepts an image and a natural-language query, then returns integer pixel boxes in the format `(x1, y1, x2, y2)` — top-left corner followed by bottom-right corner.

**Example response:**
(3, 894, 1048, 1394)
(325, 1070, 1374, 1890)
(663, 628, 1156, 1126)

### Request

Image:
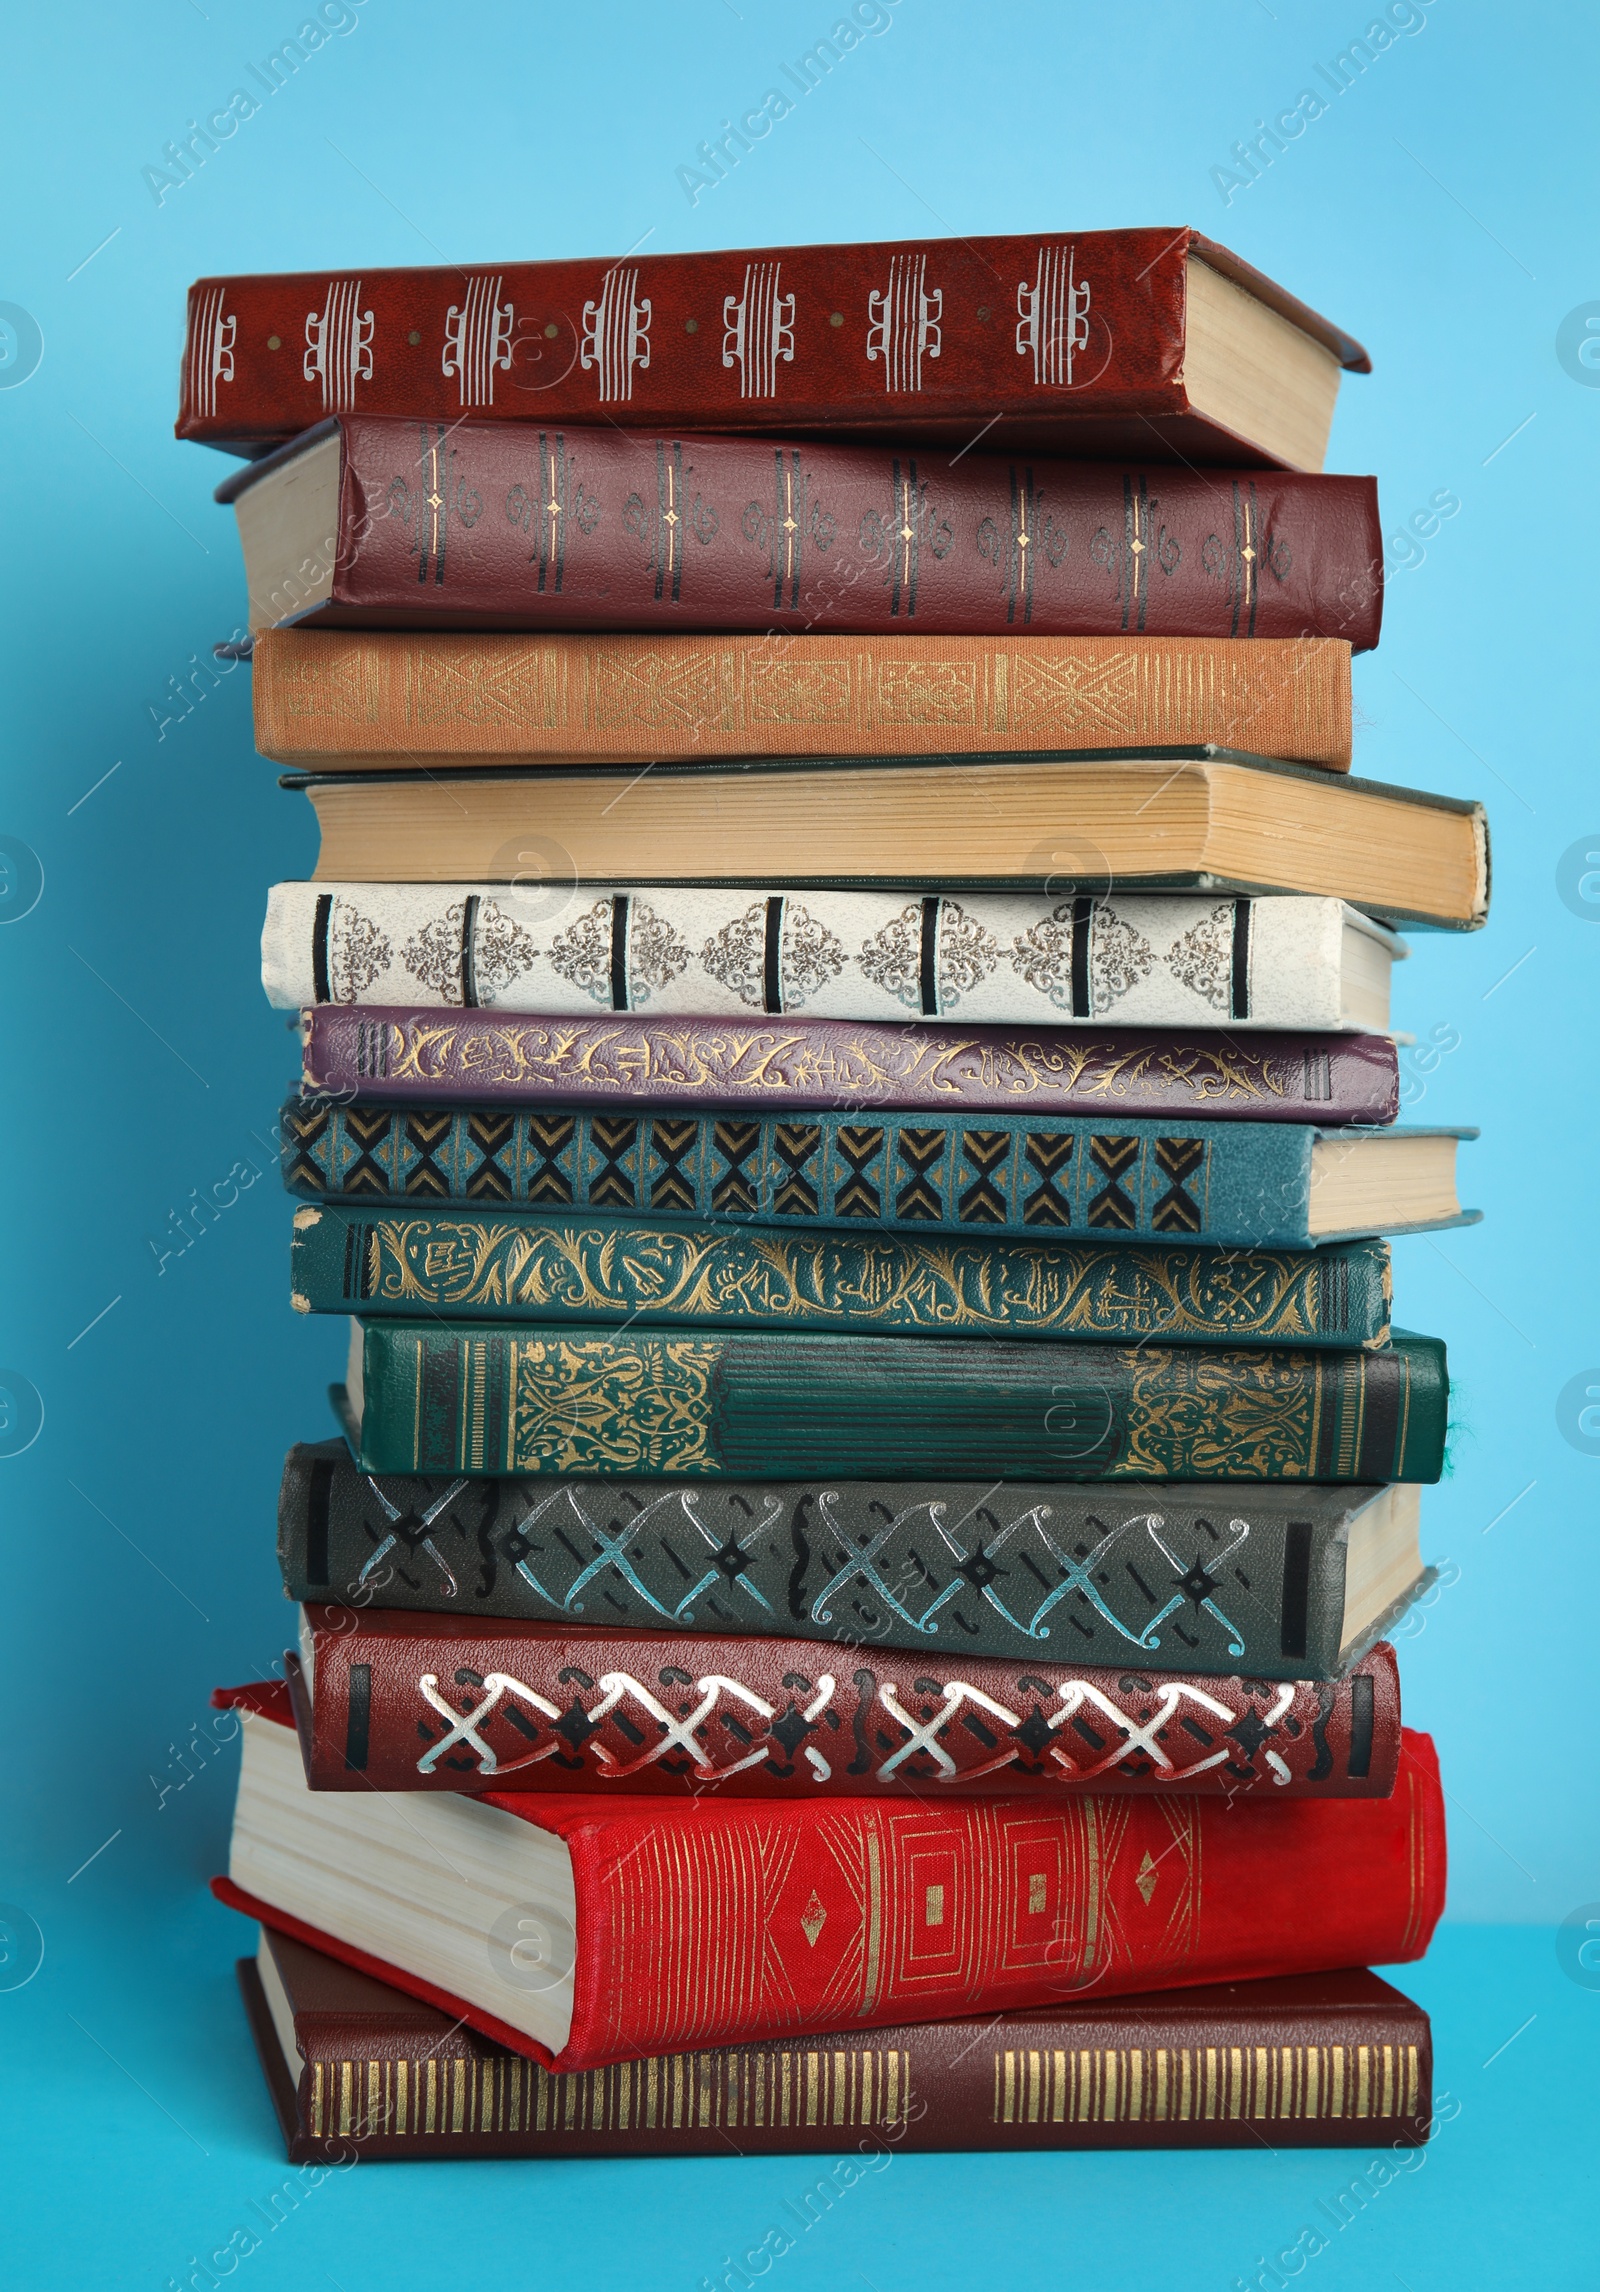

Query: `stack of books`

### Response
(182, 226, 1483, 2160)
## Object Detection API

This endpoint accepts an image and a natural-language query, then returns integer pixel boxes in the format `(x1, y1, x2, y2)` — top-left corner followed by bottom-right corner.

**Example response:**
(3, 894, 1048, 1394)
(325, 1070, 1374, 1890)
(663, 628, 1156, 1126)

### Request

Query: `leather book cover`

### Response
(239, 1927, 1433, 2159)
(278, 1442, 1428, 1680)
(286, 1609, 1401, 1799)
(229, 415, 1383, 647)
(251, 626, 1354, 772)
(264, 884, 1391, 1031)
(177, 228, 1367, 463)
(297, 1012, 1402, 1123)
(281, 1100, 1416, 1250)
(214, 1707, 1445, 2071)
(292, 1206, 1394, 1350)
(352, 1319, 1449, 1483)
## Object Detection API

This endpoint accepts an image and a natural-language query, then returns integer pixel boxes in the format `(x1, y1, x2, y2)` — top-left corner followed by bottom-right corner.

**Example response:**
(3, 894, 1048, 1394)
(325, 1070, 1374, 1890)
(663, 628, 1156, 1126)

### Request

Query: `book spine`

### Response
(299, 419, 1382, 647)
(355, 1323, 1448, 1482)
(297, 1012, 1403, 1124)
(218, 1726, 1443, 2069)
(182, 232, 1203, 449)
(292, 1206, 1390, 1349)
(252, 627, 1354, 771)
(265, 883, 1358, 1031)
(282, 1098, 1333, 1244)
(553, 1731, 1445, 2065)
(242, 1969, 1433, 2160)
(299, 1615, 1401, 1798)
(278, 1445, 1366, 1678)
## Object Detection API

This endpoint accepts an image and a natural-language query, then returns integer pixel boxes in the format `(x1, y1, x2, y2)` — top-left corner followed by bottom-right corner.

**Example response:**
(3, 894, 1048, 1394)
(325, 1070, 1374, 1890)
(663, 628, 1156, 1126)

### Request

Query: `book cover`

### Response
(264, 884, 1395, 1031)
(297, 1012, 1403, 1122)
(293, 1208, 1394, 1349)
(214, 1705, 1445, 2071)
(278, 1442, 1430, 1680)
(177, 228, 1367, 463)
(253, 626, 1355, 772)
(240, 1925, 1434, 2159)
(347, 1321, 1449, 1483)
(294, 754, 1489, 929)
(224, 415, 1383, 647)
(282, 1611, 1401, 1799)
(282, 1101, 1471, 1254)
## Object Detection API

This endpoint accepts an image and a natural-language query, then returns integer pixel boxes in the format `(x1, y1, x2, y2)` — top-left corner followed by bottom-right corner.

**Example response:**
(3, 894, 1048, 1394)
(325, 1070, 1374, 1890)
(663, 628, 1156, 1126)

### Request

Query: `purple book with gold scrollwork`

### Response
(297, 1008, 1399, 1121)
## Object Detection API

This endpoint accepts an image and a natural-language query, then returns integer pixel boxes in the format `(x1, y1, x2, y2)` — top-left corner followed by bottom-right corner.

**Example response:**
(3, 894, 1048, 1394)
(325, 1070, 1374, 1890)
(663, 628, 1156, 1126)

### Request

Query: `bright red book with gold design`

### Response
(213, 1690, 1444, 2074)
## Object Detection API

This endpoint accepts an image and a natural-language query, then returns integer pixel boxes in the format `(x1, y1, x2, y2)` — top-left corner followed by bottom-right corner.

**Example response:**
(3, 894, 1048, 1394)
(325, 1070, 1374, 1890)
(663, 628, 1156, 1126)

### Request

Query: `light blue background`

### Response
(2, 1, 1596, 2283)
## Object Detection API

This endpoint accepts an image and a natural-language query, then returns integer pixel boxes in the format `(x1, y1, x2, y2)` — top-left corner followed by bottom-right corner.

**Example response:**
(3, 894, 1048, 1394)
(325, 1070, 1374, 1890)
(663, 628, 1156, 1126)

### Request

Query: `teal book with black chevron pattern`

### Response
(281, 1100, 1475, 1249)
(292, 1206, 1392, 1347)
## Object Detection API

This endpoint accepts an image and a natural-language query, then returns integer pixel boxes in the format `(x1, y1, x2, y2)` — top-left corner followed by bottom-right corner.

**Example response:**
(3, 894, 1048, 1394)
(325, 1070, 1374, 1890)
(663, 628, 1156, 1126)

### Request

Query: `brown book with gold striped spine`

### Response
(240, 1925, 1434, 2160)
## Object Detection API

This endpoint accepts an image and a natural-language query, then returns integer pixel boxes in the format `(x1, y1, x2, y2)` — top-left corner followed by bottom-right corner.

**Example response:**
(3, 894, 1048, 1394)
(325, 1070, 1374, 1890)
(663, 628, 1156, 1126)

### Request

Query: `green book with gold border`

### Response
(340, 1321, 1447, 1483)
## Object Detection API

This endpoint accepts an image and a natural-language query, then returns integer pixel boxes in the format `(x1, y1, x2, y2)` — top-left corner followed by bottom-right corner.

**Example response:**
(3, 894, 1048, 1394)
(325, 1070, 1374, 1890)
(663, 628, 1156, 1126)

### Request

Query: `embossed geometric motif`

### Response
(589, 645, 731, 732)
(1008, 648, 1138, 744)
(280, 636, 381, 723)
(955, 1129, 1010, 1225)
(710, 1120, 760, 1215)
(518, 1112, 576, 1207)
(406, 640, 564, 729)
(872, 658, 979, 727)
(281, 1099, 334, 1195)
(1020, 1129, 1073, 1227)
(585, 1117, 641, 1211)
(1150, 1136, 1206, 1234)
(893, 1128, 949, 1222)
(647, 1119, 699, 1214)
(830, 1126, 885, 1219)
(743, 654, 855, 725)
(1087, 1135, 1140, 1229)
(771, 1124, 821, 1217)
(399, 1108, 455, 1199)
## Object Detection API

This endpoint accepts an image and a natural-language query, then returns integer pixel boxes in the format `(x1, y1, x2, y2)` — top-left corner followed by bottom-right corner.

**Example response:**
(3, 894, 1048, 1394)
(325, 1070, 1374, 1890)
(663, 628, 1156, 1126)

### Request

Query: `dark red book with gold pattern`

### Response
(220, 415, 1382, 646)
(178, 229, 1367, 469)
(215, 1692, 1445, 2073)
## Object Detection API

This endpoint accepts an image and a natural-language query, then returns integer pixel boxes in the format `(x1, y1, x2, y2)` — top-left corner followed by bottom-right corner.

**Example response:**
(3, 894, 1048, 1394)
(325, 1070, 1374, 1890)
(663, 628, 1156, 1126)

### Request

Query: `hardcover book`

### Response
(291, 1211, 1397, 1350)
(278, 1442, 1432, 1680)
(216, 1702, 1444, 2072)
(241, 1926, 1434, 2160)
(280, 1611, 1401, 1800)
(253, 626, 1355, 772)
(292, 755, 1489, 932)
(222, 416, 1384, 645)
(265, 885, 1401, 1032)
(297, 1013, 1402, 1122)
(178, 229, 1368, 469)
(338, 1319, 1449, 1483)
(282, 1101, 1471, 1252)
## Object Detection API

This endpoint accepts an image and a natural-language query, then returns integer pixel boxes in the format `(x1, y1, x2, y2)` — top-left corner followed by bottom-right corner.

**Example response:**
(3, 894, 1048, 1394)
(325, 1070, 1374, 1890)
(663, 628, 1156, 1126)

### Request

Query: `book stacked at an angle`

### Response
(182, 227, 1482, 2160)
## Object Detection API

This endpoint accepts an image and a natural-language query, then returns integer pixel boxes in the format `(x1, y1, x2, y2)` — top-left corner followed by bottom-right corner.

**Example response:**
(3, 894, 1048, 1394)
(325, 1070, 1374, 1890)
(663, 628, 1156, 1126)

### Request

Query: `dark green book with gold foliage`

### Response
(339, 1321, 1447, 1484)
(292, 1206, 1392, 1348)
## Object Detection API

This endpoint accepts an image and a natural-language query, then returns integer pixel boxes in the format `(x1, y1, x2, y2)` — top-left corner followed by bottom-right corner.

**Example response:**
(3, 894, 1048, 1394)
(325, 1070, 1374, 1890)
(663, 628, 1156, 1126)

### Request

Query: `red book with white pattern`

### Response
(177, 228, 1368, 470)
(276, 1610, 1402, 1800)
